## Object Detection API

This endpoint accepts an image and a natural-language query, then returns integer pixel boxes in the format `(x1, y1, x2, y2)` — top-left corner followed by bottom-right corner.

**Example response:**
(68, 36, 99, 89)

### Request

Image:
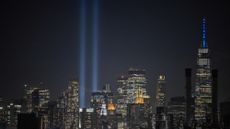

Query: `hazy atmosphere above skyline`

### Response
(1, 0, 230, 105)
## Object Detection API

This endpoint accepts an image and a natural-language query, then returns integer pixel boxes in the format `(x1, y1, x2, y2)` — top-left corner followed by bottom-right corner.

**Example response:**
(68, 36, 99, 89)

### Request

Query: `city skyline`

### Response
(1, 0, 230, 105)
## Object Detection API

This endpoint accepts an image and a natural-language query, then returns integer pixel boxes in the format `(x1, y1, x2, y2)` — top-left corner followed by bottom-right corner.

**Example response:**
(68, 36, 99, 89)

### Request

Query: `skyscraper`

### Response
(24, 84, 38, 113)
(116, 75, 128, 117)
(194, 18, 212, 123)
(115, 69, 150, 129)
(116, 75, 128, 129)
(155, 75, 168, 129)
(156, 75, 166, 107)
(126, 68, 150, 104)
(31, 88, 50, 129)
(63, 80, 80, 129)
(32, 88, 50, 111)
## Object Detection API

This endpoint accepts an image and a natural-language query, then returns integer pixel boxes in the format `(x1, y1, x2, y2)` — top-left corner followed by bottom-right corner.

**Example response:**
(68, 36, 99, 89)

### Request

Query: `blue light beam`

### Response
(79, 0, 87, 108)
(92, 0, 99, 92)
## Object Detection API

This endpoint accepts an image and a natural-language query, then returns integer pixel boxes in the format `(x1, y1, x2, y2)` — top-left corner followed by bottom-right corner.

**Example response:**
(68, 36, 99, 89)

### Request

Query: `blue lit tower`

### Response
(194, 18, 212, 123)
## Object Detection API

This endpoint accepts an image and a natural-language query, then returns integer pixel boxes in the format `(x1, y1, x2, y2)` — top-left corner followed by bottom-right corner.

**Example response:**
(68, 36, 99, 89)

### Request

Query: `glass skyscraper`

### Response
(194, 18, 212, 123)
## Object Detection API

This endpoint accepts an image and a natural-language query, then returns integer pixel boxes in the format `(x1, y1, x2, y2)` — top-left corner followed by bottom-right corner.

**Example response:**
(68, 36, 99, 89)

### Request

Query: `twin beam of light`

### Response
(202, 18, 207, 48)
(79, 0, 87, 108)
(80, 0, 99, 107)
(92, 0, 99, 92)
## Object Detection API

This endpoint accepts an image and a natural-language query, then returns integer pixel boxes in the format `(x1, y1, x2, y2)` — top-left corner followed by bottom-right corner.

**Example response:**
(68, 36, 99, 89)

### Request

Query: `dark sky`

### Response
(1, 0, 230, 105)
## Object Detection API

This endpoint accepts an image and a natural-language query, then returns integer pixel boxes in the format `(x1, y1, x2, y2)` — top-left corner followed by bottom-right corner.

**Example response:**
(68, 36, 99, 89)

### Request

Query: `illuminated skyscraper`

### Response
(116, 76, 128, 129)
(126, 68, 150, 104)
(63, 80, 80, 129)
(115, 68, 150, 129)
(156, 75, 166, 107)
(116, 75, 128, 117)
(194, 18, 212, 122)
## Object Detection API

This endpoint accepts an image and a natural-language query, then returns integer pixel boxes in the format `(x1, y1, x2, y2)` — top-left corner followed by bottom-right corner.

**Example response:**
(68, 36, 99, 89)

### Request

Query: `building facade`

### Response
(167, 96, 186, 129)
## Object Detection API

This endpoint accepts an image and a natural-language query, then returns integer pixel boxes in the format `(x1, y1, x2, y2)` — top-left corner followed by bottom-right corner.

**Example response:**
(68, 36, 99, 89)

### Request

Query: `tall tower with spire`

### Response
(194, 18, 212, 123)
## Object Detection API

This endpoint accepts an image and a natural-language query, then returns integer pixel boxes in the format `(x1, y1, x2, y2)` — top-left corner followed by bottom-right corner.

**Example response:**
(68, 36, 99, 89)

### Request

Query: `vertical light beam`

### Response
(92, 0, 99, 92)
(80, 0, 87, 107)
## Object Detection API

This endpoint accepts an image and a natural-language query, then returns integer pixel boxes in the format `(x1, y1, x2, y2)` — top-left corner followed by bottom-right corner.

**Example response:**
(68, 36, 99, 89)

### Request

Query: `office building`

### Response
(194, 18, 212, 123)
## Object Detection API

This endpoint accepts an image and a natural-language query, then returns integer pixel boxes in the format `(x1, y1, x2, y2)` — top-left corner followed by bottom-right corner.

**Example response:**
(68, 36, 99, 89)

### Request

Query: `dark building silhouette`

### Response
(155, 107, 168, 129)
(185, 68, 194, 125)
(17, 113, 41, 129)
(220, 101, 230, 128)
(211, 69, 218, 125)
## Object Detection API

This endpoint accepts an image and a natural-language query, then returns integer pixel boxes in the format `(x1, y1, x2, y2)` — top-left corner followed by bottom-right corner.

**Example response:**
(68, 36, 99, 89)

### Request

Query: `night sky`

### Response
(1, 0, 230, 106)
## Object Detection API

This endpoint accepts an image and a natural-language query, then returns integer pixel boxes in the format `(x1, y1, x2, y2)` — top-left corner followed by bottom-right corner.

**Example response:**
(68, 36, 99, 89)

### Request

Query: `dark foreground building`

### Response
(17, 113, 41, 129)
(220, 101, 230, 128)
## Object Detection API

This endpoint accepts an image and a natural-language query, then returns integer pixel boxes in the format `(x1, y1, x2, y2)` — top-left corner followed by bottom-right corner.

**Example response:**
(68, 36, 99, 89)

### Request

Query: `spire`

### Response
(202, 17, 207, 48)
